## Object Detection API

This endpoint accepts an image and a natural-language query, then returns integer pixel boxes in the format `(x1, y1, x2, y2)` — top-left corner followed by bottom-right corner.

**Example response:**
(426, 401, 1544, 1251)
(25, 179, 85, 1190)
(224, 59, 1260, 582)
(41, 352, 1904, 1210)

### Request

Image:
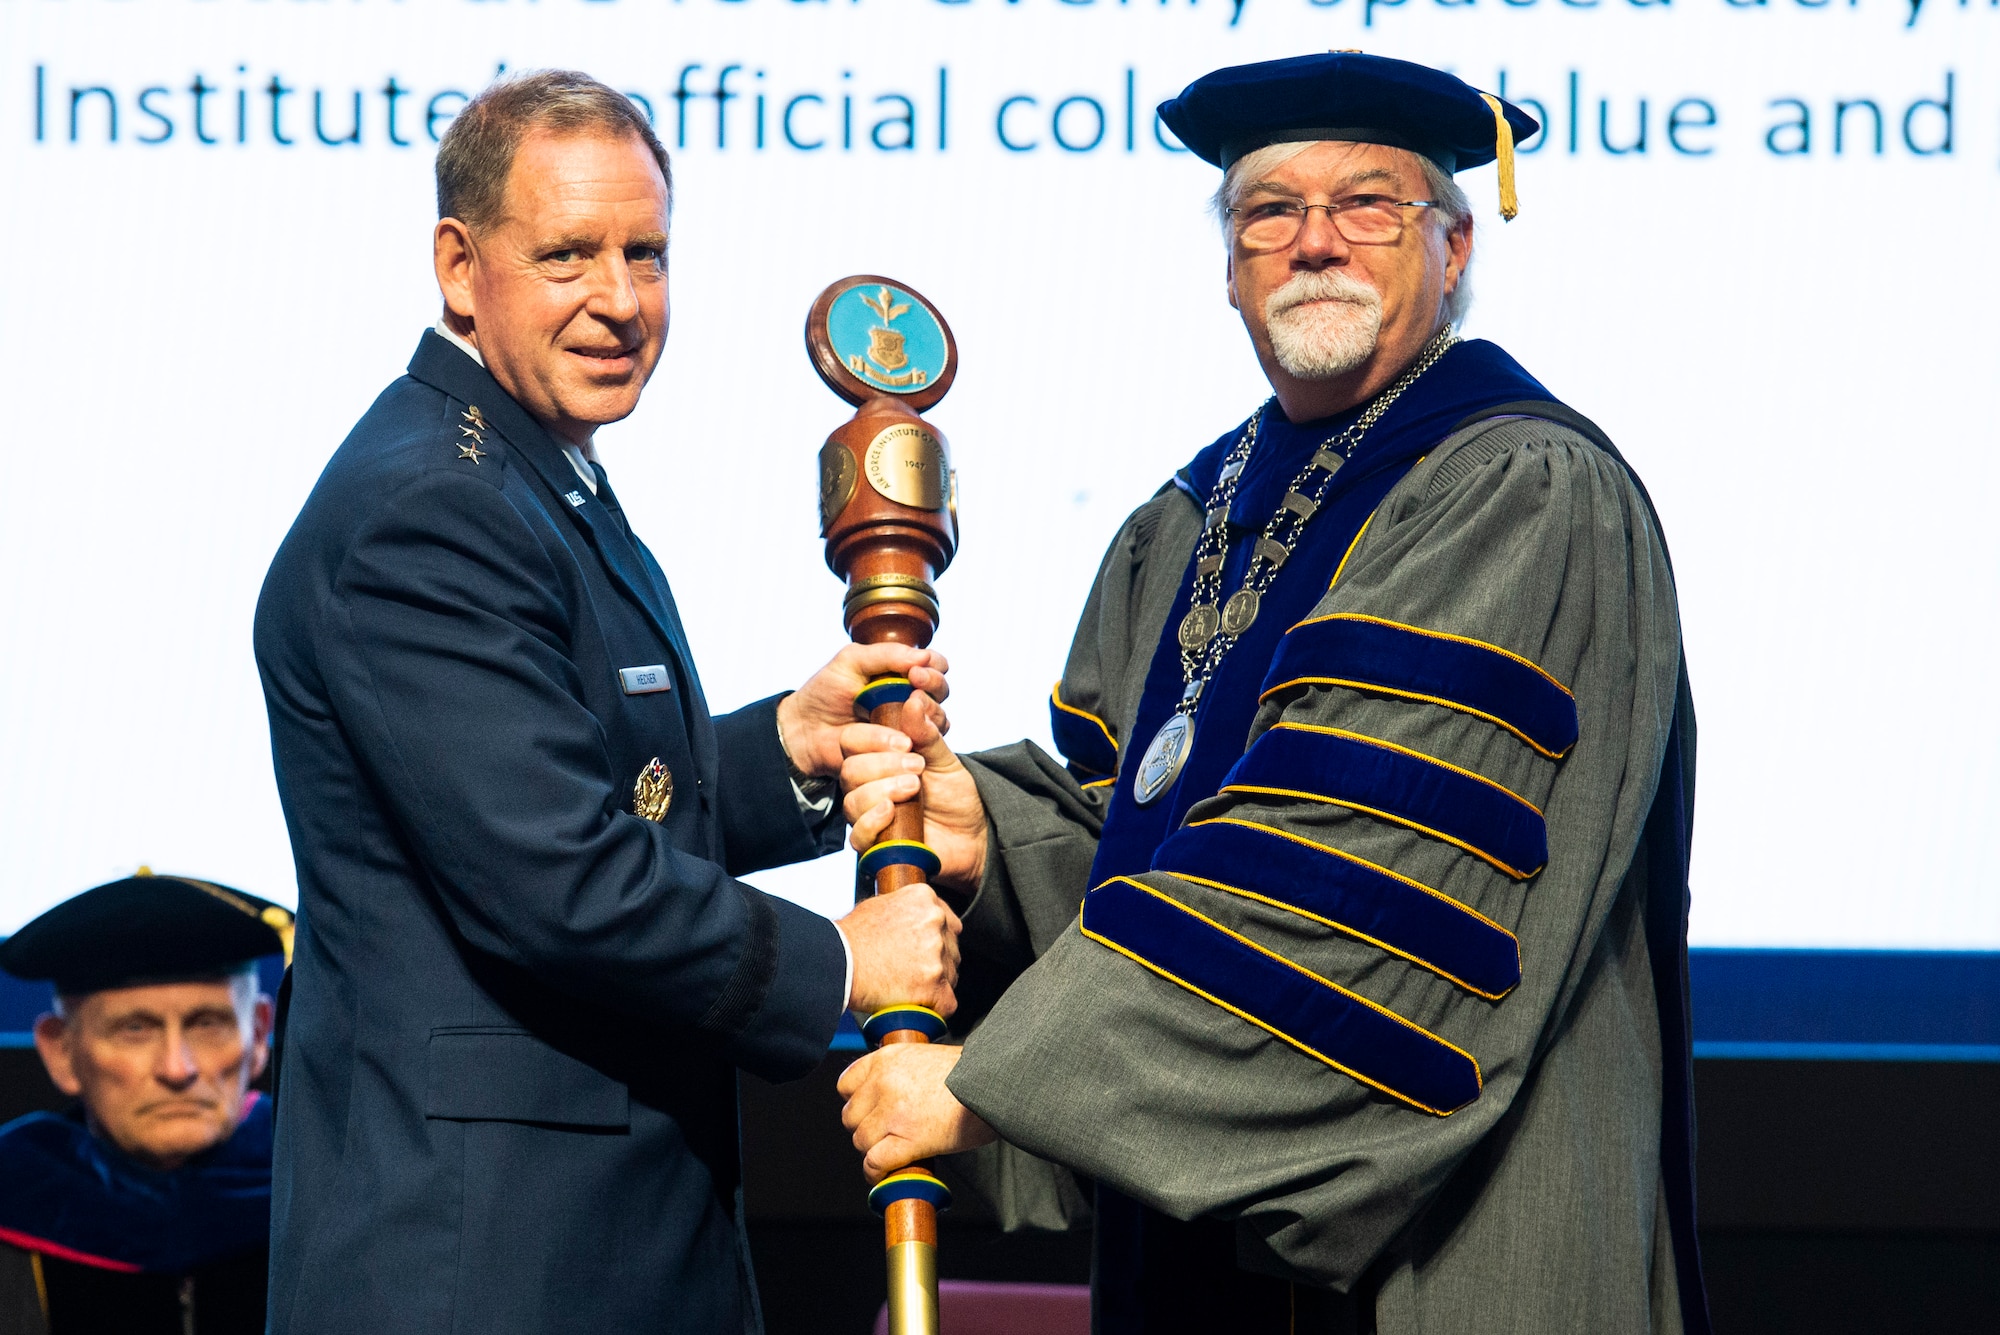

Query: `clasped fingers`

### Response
(837, 882, 962, 1018)
(836, 1044, 995, 1184)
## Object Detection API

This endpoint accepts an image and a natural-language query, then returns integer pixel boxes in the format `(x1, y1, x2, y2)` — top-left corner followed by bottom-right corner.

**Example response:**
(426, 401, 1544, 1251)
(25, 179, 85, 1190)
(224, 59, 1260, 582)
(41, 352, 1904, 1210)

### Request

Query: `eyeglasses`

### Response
(1225, 194, 1439, 251)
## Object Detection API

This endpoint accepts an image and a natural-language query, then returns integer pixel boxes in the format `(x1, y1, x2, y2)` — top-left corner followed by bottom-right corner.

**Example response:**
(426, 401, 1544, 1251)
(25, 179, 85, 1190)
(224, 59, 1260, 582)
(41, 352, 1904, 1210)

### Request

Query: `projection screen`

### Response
(1, 0, 1994, 951)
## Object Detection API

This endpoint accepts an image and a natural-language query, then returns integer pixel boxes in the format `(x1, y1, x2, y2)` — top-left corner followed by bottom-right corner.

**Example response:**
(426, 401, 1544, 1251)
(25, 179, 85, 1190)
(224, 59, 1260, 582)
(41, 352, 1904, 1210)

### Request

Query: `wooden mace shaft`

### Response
(821, 380, 954, 1335)
(862, 639, 942, 1335)
(876, 699, 936, 875)
(808, 277, 959, 1335)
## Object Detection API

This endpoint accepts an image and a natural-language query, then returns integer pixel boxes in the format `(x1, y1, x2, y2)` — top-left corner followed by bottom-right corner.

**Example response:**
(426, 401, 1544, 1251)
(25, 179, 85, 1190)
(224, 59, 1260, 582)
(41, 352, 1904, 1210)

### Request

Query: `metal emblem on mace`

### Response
(805, 275, 959, 1335)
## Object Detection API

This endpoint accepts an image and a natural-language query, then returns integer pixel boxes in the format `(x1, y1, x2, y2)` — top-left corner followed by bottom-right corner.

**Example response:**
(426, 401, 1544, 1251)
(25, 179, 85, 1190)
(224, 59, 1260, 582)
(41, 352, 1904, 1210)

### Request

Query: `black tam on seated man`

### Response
(0, 873, 290, 1335)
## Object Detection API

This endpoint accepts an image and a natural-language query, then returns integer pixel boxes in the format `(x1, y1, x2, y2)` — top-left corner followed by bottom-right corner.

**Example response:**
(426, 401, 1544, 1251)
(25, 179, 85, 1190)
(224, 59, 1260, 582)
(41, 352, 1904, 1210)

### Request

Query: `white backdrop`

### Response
(1, 0, 1994, 948)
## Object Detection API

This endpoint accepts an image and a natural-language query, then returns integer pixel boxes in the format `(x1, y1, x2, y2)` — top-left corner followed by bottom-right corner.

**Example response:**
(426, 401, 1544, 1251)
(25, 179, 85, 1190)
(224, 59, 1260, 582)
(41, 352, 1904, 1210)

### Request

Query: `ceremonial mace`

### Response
(805, 276, 960, 1335)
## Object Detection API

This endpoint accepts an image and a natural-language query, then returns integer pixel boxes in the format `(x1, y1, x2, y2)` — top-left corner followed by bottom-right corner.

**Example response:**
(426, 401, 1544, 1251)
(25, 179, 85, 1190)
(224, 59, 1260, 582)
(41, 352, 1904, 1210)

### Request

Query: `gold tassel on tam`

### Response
(263, 907, 297, 965)
(1479, 93, 1519, 221)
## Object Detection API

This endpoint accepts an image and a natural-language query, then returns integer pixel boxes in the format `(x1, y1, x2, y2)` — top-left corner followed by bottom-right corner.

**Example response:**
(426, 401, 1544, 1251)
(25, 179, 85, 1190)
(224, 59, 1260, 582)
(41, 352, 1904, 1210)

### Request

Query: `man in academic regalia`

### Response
(0, 873, 291, 1335)
(836, 54, 1709, 1334)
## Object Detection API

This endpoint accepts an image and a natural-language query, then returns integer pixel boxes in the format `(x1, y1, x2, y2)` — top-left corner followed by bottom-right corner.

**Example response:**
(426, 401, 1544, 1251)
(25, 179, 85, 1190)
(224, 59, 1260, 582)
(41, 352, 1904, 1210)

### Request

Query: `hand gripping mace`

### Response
(806, 276, 961, 1335)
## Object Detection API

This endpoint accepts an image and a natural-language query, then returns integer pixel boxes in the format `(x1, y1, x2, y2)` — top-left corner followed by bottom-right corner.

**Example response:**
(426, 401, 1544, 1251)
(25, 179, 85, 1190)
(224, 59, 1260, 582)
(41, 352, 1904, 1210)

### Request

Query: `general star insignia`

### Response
(458, 441, 487, 464)
(462, 405, 488, 430)
(459, 424, 484, 439)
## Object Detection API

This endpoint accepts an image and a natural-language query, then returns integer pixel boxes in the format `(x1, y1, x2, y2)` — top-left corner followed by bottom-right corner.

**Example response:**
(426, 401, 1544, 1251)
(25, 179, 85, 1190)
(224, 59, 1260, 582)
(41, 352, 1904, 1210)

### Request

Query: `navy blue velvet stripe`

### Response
(1222, 725, 1547, 878)
(1154, 819, 1521, 998)
(1049, 689, 1118, 779)
(1262, 615, 1578, 757)
(854, 678, 914, 712)
(1082, 878, 1481, 1114)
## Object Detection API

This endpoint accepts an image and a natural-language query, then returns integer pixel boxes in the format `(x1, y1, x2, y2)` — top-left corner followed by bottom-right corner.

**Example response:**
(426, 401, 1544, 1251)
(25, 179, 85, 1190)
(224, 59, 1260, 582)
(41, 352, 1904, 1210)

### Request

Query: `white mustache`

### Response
(1265, 269, 1381, 319)
(1262, 268, 1384, 380)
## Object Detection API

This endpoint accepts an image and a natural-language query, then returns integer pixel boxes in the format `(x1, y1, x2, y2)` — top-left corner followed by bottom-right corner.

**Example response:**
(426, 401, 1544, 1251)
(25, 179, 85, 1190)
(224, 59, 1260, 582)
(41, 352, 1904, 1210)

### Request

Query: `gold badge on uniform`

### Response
(633, 757, 673, 822)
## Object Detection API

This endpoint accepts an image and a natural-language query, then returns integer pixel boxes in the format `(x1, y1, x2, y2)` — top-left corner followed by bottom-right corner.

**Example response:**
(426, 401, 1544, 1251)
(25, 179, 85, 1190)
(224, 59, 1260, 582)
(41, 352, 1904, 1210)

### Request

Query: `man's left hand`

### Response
(778, 644, 950, 778)
(837, 1043, 996, 1183)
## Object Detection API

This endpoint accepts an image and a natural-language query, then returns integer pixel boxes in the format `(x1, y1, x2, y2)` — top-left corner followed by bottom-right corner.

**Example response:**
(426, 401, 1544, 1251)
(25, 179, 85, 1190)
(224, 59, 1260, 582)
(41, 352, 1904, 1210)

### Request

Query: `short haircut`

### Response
(435, 70, 672, 234)
(1212, 141, 1474, 325)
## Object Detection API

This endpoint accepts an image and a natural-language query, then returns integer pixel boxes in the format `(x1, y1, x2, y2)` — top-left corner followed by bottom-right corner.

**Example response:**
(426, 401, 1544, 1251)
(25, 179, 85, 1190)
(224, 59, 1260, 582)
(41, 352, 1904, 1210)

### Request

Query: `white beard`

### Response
(1263, 270, 1384, 380)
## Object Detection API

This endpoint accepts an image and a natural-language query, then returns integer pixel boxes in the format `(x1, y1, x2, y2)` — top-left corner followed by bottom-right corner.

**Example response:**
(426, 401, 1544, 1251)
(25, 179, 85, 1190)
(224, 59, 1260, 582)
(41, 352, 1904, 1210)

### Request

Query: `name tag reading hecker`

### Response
(619, 665, 671, 695)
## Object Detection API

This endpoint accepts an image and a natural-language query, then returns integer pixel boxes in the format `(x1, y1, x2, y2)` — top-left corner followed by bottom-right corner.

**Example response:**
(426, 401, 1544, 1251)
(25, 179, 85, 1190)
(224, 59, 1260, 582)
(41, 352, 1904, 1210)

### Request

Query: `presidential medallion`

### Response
(1178, 603, 1219, 652)
(1220, 589, 1261, 637)
(1133, 712, 1195, 806)
(633, 758, 673, 822)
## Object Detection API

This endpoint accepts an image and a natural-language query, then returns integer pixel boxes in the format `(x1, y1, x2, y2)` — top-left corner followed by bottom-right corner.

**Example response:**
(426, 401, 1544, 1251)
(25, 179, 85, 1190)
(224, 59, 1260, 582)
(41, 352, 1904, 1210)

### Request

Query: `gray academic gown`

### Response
(945, 414, 1690, 1333)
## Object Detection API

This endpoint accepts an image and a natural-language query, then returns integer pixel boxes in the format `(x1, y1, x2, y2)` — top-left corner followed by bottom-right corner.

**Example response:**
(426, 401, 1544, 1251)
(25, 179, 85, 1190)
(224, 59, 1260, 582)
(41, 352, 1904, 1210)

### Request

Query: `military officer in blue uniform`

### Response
(253, 70, 960, 1334)
(0, 873, 290, 1335)
(837, 55, 1707, 1333)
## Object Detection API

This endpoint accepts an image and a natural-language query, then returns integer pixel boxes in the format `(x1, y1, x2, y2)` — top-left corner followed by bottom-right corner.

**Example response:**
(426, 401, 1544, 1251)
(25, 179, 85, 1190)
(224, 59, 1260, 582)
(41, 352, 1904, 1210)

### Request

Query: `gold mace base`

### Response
(885, 1239, 939, 1335)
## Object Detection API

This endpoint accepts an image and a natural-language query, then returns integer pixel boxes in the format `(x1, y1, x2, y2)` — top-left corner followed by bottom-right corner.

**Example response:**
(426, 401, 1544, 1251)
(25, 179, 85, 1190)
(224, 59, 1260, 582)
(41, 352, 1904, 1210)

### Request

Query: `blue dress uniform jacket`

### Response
(254, 332, 847, 1334)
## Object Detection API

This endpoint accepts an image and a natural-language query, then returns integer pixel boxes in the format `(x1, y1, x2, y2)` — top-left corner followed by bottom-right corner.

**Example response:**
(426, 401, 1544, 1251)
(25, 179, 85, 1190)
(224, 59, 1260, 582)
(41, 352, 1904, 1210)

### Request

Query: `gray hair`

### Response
(52, 965, 261, 1019)
(436, 70, 671, 234)
(1211, 141, 1474, 326)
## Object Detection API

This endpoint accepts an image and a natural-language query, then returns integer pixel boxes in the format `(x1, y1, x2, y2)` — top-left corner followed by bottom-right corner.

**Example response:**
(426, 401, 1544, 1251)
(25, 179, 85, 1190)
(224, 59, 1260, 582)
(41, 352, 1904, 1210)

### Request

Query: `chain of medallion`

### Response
(1133, 323, 1460, 806)
(1175, 323, 1460, 688)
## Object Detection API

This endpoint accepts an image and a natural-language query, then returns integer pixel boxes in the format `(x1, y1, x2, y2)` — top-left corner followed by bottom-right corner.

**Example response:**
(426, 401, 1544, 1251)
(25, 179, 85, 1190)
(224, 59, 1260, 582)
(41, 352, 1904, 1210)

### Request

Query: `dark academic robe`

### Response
(254, 332, 848, 1334)
(944, 341, 1707, 1333)
(0, 1095, 272, 1335)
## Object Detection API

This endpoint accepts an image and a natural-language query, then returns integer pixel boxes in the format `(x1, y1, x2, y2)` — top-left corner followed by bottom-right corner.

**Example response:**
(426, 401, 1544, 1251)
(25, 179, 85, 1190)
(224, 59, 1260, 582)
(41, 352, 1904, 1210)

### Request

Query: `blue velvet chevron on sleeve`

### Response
(1081, 878, 1482, 1116)
(1100, 615, 1570, 1110)
(1261, 613, 1578, 758)
(1220, 723, 1548, 879)
(1153, 817, 1520, 999)
(1049, 683, 1120, 782)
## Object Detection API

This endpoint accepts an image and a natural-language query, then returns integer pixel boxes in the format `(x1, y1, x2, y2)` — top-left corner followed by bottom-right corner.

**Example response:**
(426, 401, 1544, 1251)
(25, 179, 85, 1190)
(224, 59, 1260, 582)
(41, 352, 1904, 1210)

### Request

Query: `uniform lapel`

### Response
(586, 465, 718, 767)
(406, 334, 693, 683)
(581, 465, 704, 701)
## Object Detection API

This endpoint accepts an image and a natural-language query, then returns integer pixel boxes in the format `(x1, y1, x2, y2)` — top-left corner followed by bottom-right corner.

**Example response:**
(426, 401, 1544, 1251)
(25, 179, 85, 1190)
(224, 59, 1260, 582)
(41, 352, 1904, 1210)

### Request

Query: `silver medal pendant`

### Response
(1134, 712, 1196, 806)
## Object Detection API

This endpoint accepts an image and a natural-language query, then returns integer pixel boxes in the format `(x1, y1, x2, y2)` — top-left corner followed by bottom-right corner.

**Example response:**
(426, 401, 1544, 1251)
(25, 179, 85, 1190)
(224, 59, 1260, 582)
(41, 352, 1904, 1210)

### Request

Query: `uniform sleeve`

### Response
(319, 468, 844, 1081)
(947, 422, 1683, 1286)
(712, 693, 843, 878)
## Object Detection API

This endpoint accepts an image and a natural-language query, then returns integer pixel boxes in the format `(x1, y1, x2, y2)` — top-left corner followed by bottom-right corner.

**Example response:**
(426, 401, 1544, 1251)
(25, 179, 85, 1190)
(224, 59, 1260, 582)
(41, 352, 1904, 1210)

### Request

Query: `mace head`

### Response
(805, 276, 958, 413)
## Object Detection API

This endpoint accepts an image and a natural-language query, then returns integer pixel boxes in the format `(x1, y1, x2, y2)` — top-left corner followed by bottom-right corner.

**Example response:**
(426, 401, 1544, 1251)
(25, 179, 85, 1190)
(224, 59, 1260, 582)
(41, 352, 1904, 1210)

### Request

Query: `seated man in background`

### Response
(0, 872, 291, 1335)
